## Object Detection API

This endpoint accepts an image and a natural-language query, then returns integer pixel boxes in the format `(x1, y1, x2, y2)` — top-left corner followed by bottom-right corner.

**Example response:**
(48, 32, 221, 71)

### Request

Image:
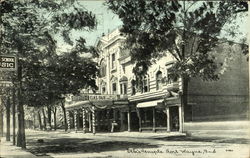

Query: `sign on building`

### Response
(0, 81, 13, 87)
(72, 94, 118, 102)
(0, 55, 17, 71)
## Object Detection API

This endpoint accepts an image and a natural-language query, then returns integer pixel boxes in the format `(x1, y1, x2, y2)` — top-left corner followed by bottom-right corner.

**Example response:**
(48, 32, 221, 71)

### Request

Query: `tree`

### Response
(106, 1, 248, 131)
(0, 0, 98, 148)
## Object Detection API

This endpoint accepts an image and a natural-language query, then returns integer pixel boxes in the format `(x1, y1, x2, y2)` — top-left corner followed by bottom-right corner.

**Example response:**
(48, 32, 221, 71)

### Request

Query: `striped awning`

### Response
(137, 99, 164, 108)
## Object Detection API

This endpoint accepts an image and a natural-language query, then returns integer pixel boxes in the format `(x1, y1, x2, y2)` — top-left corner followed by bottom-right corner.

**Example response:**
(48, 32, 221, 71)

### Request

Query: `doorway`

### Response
(169, 106, 179, 131)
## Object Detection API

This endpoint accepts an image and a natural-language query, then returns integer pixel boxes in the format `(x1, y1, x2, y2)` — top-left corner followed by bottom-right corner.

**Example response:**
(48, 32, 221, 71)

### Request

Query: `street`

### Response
(10, 129, 246, 158)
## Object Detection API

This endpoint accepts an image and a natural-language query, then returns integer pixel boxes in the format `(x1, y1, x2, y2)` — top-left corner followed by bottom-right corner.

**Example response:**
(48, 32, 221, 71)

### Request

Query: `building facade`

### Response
(65, 28, 249, 134)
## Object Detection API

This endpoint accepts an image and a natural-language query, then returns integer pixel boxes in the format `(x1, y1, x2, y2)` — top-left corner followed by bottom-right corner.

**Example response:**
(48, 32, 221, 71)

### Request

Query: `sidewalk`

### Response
(0, 138, 37, 158)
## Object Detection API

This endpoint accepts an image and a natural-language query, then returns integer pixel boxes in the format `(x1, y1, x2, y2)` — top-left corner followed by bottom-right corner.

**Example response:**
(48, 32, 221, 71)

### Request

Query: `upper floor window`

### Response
(142, 75, 150, 93)
(156, 71, 163, 90)
(131, 79, 136, 95)
(167, 69, 178, 84)
(119, 76, 128, 95)
(111, 53, 116, 69)
(100, 59, 106, 77)
(112, 82, 117, 94)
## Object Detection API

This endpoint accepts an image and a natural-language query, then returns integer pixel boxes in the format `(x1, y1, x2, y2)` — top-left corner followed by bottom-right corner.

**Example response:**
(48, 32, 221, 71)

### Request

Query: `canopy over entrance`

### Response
(137, 99, 164, 108)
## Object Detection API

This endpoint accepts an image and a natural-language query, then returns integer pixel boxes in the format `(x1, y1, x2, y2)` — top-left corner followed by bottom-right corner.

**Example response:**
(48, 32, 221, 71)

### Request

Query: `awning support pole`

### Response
(127, 110, 131, 132)
(92, 106, 96, 134)
(166, 107, 170, 132)
(152, 107, 156, 132)
(136, 108, 142, 132)
(178, 106, 183, 132)
(82, 108, 86, 133)
(66, 111, 70, 132)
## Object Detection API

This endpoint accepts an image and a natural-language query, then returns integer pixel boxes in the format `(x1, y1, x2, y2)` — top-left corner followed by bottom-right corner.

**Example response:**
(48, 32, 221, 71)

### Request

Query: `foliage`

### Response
(0, 0, 99, 109)
(106, 1, 248, 81)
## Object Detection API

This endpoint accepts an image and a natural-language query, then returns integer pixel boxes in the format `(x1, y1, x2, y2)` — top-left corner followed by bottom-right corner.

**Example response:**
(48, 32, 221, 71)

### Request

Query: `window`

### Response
(100, 59, 106, 77)
(124, 83, 127, 94)
(167, 71, 178, 84)
(119, 76, 128, 95)
(102, 87, 106, 94)
(156, 71, 163, 90)
(112, 83, 117, 94)
(142, 75, 150, 93)
(111, 53, 116, 69)
(131, 80, 136, 95)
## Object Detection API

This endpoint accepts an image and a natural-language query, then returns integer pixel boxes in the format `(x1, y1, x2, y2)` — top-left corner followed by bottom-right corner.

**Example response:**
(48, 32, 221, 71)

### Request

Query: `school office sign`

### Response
(0, 55, 17, 71)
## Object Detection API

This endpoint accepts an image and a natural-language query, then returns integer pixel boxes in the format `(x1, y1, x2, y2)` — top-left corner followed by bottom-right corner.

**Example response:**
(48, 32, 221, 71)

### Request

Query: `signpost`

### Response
(0, 55, 17, 71)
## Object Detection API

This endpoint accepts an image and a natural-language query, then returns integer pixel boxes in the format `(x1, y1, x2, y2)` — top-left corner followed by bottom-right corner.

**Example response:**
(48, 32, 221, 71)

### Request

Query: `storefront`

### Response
(131, 97, 182, 132)
(65, 94, 130, 134)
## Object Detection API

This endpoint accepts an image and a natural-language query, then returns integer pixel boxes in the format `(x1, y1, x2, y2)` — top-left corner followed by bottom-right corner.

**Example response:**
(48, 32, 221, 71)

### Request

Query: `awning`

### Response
(137, 99, 164, 108)
(66, 100, 90, 109)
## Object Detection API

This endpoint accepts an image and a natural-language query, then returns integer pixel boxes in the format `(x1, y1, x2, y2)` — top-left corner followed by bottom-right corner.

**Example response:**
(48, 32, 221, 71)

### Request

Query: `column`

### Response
(66, 111, 71, 132)
(152, 107, 156, 132)
(74, 110, 78, 133)
(82, 108, 86, 133)
(136, 108, 142, 132)
(166, 107, 170, 132)
(127, 110, 131, 132)
(178, 106, 183, 132)
(88, 111, 92, 132)
(120, 111, 124, 131)
(92, 106, 96, 134)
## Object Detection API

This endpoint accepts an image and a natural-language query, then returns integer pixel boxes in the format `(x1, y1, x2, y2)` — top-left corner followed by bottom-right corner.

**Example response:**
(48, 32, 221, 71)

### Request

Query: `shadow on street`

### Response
(26, 137, 158, 156)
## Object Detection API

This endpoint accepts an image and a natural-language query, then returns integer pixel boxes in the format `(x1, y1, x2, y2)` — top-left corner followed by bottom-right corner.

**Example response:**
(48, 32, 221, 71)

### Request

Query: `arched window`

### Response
(100, 59, 106, 77)
(156, 71, 163, 90)
(111, 76, 118, 95)
(142, 75, 150, 93)
(119, 76, 128, 95)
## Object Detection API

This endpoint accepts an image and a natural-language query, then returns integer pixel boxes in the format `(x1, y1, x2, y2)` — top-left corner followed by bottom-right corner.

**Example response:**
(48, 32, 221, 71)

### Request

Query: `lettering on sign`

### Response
(0, 55, 17, 71)
(0, 81, 13, 87)
(72, 94, 117, 101)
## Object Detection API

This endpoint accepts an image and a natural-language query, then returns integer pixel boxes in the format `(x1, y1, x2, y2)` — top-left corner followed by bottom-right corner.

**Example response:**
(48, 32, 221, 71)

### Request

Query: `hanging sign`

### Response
(0, 55, 17, 71)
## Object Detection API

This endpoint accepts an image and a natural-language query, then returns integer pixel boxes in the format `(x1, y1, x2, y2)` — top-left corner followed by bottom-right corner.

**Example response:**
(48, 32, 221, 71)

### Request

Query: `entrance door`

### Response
(130, 112, 139, 131)
(169, 106, 179, 131)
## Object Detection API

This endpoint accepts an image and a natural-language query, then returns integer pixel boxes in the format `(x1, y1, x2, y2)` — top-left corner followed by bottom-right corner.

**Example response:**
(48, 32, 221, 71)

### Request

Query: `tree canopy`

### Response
(106, 1, 248, 81)
(1, 0, 99, 108)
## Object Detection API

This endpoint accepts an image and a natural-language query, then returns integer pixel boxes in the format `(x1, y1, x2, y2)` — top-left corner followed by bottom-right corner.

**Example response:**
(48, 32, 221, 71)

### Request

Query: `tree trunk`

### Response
(42, 108, 47, 130)
(0, 109, 3, 137)
(61, 101, 67, 131)
(12, 88, 16, 145)
(47, 106, 52, 130)
(53, 107, 57, 131)
(17, 62, 26, 149)
(6, 97, 10, 141)
(38, 110, 42, 130)
(17, 91, 26, 148)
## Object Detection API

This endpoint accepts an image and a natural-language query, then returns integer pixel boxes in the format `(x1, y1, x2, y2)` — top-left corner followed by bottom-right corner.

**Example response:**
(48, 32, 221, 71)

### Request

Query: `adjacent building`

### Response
(65, 28, 249, 134)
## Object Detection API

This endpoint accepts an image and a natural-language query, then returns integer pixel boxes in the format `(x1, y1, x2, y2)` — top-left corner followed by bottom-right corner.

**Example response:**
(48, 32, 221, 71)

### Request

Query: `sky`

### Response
(57, 0, 249, 52)
(57, 0, 123, 52)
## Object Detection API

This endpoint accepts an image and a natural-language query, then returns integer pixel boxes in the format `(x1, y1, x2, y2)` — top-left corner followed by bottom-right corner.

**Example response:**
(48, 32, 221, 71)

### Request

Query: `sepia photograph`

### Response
(0, 0, 249, 158)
